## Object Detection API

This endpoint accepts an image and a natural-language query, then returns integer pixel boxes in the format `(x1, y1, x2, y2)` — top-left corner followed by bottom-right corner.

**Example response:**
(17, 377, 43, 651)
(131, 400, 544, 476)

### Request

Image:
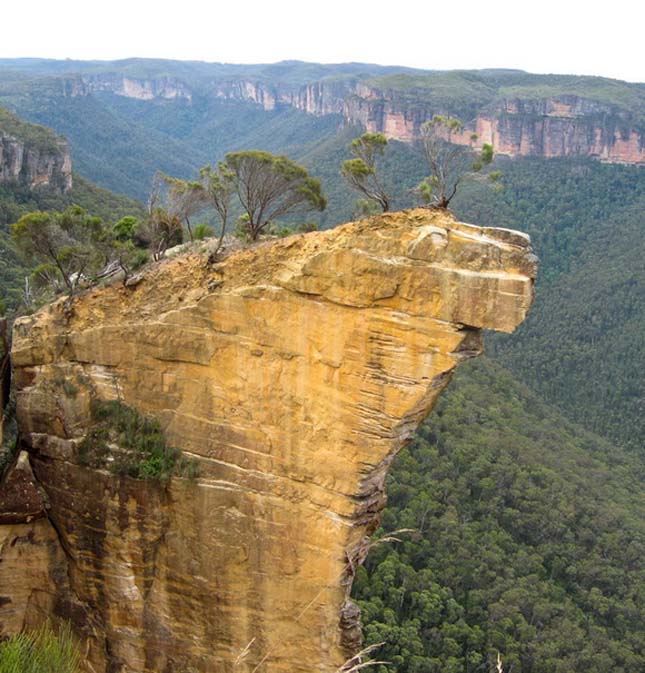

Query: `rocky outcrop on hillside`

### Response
(470, 97, 645, 163)
(2, 209, 535, 672)
(64, 73, 193, 101)
(0, 130, 72, 192)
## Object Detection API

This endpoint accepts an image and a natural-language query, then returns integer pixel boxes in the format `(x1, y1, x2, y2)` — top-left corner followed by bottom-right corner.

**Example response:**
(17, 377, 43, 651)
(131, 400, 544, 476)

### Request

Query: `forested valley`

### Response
(0, 60, 642, 672)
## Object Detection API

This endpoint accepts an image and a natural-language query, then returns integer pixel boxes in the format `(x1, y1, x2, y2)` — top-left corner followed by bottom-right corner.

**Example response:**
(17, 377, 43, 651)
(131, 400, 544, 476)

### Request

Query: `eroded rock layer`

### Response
(5, 209, 536, 672)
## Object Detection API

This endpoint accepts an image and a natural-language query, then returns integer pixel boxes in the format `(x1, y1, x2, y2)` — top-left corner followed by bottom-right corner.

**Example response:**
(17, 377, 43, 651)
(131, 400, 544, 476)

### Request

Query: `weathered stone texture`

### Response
(5, 209, 535, 672)
(0, 132, 72, 192)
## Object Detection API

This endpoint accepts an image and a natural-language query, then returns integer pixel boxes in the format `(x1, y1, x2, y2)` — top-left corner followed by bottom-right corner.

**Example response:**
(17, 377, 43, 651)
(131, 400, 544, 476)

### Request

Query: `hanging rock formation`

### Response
(3, 209, 536, 672)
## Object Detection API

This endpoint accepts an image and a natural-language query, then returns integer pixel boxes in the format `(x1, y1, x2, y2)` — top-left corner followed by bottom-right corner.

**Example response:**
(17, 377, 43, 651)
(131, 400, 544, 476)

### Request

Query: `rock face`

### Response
(0, 130, 72, 192)
(0, 452, 63, 636)
(468, 97, 645, 163)
(5, 210, 536, 672)
(64, 74, 192, 102)
(212, 78, 354, 116)
(212, 80, 645, 164)
(57, 70, 645, 164)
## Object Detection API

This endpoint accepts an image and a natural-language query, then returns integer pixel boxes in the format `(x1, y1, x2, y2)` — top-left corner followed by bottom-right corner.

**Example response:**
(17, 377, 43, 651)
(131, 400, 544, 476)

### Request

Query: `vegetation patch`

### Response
(354, 358, 645, 673)
(78, 399, 199, 483)
(0, 621, 81, 673)
(0, 105, 62, 153)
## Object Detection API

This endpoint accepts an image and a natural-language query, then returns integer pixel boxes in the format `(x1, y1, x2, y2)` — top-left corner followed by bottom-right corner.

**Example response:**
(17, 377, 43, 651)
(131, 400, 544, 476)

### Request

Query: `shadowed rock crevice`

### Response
(3, 209, 535, 672)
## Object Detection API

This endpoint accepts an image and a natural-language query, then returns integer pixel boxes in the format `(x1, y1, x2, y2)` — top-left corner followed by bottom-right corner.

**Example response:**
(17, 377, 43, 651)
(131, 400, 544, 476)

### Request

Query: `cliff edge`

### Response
(2, 209, 536, 672)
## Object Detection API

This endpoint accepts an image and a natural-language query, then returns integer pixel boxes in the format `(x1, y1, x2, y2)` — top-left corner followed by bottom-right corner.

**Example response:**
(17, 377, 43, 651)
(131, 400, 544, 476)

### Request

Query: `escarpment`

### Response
(52, 69, 645, 164)
(212, 79, 645, 164)
(64, 73, 192, 101)
(2, 209, 536, 672)
(0, 127, 72, 192)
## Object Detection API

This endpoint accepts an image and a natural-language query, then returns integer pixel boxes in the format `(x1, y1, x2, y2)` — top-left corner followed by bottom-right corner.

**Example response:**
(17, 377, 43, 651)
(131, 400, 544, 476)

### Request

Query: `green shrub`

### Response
(131, 248, 149, 270)
(78, 399, 199, 483)
(0, 621, 81, 673)
(193, 222, 214, 241)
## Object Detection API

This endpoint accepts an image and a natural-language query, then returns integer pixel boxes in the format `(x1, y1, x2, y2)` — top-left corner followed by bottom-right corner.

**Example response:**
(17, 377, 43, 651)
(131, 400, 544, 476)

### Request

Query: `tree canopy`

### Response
(11, 205, 108, 295)
(341, 132, 391, 212)
(354, 358, 645, 673)
(418, 115, 496, 208)
(223, 150, 326, 240)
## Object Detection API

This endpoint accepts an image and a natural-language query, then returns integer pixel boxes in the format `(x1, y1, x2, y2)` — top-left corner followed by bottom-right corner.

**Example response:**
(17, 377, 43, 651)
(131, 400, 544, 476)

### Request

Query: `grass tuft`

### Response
(0, 621, 81, 673)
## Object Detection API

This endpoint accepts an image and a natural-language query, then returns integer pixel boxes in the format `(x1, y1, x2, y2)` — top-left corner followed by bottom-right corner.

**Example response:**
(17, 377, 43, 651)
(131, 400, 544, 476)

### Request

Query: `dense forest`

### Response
(0, 61, 643, 672)
(353, 358, 644, 673)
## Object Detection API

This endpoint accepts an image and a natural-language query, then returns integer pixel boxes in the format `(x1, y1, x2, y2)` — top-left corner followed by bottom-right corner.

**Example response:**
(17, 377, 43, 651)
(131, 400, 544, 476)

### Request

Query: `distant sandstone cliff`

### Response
(0, 127, 72, 192)
(2, 209, 535, 673)
(63, 73, 193, 101)
(213, 80, 645, 164)
(60, 71, 644, 164)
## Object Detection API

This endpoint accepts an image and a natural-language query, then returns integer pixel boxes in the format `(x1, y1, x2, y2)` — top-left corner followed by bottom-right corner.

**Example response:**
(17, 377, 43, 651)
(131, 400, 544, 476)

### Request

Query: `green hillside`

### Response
(353, 357, 644, 673)
(450, 158, 645, 453)
(0, 105, 63, 152)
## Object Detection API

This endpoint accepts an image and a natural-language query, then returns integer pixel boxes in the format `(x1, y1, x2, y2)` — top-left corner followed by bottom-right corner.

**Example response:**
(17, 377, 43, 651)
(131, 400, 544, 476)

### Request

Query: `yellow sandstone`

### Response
(3, 209, 535, 672)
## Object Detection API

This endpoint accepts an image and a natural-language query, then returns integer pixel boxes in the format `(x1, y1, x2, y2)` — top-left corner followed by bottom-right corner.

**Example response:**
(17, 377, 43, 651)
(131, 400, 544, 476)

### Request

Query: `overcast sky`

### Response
(3, 0, 643, 83)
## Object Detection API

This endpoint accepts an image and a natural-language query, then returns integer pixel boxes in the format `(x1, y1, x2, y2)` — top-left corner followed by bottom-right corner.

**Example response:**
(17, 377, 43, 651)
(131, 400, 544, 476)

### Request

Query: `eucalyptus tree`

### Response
(11, 205, 108, 295)
(341, 132, 390, 212)
(417, 115, 497, 208)
(198, 163, 235, 253)
(223, 150, 326, 240)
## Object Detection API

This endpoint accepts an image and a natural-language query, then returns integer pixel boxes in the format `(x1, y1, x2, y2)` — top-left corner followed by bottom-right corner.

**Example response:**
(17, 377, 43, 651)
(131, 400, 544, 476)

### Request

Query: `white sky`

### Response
(3, 0, 644, 83)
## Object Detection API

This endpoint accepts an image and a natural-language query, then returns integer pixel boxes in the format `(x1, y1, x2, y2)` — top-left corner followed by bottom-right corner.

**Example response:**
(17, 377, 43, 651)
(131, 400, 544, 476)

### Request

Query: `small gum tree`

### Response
(159, 174, 205, 242)
(11, 205, 108, 296)
(417, 115, 497, 208)
(141, 173, 185, 260)
(198, 163, 235, 252)
(223, 150, 326, 241)
(341, 132, 390, 212)
(110, 216, 149, 285)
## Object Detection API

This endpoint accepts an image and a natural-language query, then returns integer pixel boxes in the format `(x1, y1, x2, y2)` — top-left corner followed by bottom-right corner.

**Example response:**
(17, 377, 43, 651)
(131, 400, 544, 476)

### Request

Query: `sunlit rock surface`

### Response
(4, 209, 536, 672)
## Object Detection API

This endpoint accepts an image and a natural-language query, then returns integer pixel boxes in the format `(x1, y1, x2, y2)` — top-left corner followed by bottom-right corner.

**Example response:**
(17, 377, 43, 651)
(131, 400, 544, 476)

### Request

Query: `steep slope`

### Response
(4, 209, 535, 673)
(354, 357, 645, 672)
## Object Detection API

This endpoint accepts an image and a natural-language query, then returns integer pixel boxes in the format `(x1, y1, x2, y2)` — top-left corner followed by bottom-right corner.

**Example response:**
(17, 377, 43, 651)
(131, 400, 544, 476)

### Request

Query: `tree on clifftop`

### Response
(11, 205, 108, 295)
(341, 132, 391, 212)
(198, 163, 235, 253)
(417, 115, 497, 208)
(161, 174, 206, 242)
(222, 150, 326, 241)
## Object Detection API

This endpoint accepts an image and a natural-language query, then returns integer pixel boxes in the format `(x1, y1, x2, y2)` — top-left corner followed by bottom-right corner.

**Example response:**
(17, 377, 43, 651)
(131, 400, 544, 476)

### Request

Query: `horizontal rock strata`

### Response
(5, 209, 536, 672)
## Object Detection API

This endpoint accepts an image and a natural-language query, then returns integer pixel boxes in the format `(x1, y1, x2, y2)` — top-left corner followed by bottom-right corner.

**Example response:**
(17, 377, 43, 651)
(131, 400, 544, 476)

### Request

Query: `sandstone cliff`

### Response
(5, 63, 644, 164)
(2, 209, 536, 672)
(0, 114, 72, 192)
(211, 79, 645, 164)
(64, 73, 192, 102)
(355, 92, 645, 164)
